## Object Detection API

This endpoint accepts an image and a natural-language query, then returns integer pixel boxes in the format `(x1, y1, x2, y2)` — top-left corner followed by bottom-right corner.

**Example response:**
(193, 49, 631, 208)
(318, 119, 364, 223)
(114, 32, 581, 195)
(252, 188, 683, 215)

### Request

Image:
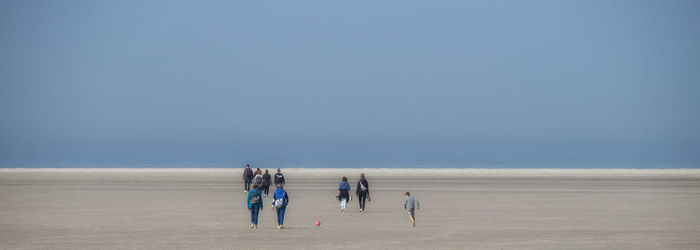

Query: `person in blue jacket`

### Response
(271, 183, 289, 229)
(336, 176, 351, 213)
(247, 184, 263, 229)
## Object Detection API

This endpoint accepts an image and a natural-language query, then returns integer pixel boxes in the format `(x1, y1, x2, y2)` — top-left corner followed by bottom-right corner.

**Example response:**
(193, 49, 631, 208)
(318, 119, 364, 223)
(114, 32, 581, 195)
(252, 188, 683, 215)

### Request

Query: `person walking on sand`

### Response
(274, 168, 285, 189)
(404, 192, 420, 227)
(272, 183, 289, 229)
(262, 169, 271, 197)
(356, 173, 370, 212)
(336, 176, 351, 213)
(242, 164, 253, 192)
(247, 184, 263, 229)
(253, 169, 263, 193)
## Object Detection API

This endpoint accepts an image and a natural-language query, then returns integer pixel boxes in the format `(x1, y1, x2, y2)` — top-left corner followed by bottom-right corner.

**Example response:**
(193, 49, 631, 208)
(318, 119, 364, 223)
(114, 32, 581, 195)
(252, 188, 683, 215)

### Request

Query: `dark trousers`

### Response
(276, 206, 286, 225)
(250, 206, 260, 225)
(263, 185, 270, 196)
(244, 179, 252, 191)
(358, 192, 367, 210)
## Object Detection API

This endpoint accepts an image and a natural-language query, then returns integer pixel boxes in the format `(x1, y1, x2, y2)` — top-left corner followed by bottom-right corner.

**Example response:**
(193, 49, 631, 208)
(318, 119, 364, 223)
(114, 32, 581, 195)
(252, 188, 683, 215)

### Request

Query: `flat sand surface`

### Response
(1, 168, 699, 249)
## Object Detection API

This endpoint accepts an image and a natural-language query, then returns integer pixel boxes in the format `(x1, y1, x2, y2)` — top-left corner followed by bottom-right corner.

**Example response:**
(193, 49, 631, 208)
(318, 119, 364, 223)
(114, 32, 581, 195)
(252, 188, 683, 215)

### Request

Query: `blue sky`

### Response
(1, 0, 699, 167)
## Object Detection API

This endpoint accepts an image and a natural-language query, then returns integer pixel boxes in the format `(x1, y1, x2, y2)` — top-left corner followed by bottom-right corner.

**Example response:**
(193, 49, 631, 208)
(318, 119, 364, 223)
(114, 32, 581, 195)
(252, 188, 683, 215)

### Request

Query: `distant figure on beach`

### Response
(262, 169, 271, 197)
(274, 168, 285, 188)
(242, 164, 253, 192)
(272, 183, 289, 229)
(336, 176, 351, 213)
(253, 169, 263, 192)
(404, 192, 420, 227)
(247, 184, 263, 229)
(356, 173, 370, 212)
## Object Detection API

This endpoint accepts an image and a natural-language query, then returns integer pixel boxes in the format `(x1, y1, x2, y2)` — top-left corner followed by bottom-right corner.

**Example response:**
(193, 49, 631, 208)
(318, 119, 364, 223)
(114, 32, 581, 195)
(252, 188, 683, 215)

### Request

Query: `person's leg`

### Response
(340, 198, 347, 212)
(363, 193, 367, 209)
(409, 209, 416, 227)
(278, 206, 285, 227)
(275, 207, 281, 226)
(250, 208, 255, 228)
(251, 207, 259, 228)
(357, 193, 362, 209)
(245, 180, 250, 191)
(275, 207, 282, 227)
(359, 193, 366, 211)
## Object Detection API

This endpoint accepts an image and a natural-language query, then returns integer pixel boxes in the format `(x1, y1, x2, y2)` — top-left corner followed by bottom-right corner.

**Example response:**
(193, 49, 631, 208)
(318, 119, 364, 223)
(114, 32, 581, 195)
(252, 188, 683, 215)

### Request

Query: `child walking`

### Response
(404, 192, 419, 227)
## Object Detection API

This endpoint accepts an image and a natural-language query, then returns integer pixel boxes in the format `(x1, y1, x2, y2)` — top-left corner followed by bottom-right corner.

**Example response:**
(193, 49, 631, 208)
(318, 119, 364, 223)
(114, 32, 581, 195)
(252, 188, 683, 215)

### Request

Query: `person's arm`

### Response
(416, 199, 420, 209)
(285, 192, 289, 205)
(365, 180, 369, 196)
(259, 192, 263, 210)
(246, 192, 251, 209)
(356, 181, 360, 196)
(271, 195, 275, 207)
(404, 199, 407, 209)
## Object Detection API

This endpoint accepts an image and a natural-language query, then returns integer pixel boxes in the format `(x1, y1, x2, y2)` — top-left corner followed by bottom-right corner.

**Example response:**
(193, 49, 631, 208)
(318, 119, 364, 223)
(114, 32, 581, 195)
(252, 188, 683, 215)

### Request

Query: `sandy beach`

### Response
(1, 168, 699, 249)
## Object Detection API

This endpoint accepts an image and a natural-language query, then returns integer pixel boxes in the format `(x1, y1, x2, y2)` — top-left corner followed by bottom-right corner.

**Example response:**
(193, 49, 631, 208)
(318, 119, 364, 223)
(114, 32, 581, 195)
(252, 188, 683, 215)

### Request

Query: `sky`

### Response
(1, 0, 699, 168)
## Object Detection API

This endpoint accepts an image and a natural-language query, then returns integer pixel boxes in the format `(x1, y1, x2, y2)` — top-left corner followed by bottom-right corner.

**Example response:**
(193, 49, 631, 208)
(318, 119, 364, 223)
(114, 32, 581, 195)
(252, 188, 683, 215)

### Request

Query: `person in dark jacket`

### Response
(262, 169, 271, 197)
(271, 183, 289, 229)
(336, 176, 351, 213)
(356, 173, 370, 212)
(247, 184, 263, 229)
(274, 168, 285, 189)
(242, 164, 253, 192)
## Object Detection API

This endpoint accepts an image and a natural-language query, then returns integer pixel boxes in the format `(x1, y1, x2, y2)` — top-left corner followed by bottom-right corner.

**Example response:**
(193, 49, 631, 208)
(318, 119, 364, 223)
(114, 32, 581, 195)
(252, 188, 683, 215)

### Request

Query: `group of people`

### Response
(243, 164, 288, 229)
(242, 164, 285, 196)
(242, 164, 419, 229)
(335, 173, 370, 213)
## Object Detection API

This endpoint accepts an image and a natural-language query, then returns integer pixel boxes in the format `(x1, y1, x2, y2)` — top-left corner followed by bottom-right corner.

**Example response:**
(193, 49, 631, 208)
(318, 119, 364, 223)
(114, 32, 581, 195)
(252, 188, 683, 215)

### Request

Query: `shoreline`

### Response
(1, 167, 699, 179)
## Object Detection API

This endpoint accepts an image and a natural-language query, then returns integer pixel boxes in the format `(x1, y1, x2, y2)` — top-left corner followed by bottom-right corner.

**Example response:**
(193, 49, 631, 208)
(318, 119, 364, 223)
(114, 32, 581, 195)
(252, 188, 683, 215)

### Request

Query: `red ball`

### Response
(315, 220, 321, 226)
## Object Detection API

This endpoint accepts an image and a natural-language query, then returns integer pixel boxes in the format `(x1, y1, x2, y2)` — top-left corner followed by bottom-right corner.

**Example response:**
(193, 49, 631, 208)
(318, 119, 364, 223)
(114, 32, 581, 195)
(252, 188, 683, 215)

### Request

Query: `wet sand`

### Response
(1, 168, 699, 249)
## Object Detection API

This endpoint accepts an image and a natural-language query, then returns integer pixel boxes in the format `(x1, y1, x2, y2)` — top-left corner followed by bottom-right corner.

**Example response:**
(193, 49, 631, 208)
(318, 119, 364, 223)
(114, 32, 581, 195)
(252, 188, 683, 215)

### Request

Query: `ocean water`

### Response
(1, 158, 697, 169)
(1, 143, 698, 169)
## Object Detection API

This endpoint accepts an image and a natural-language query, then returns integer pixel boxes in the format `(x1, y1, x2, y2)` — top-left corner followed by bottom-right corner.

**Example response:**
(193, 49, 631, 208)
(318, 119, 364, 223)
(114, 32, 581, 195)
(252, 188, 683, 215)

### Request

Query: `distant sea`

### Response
(0, 159, 697, 169)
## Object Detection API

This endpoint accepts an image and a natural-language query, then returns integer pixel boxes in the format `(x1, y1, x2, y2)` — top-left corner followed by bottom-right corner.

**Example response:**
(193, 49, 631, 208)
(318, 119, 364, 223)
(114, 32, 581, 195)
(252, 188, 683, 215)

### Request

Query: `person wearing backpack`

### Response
(247, 184, 263, 229)
(356, 173, 370, 212)
(242, 164, 254, 192)
(253, 169, 263, 193)
(274, 168, 285, 189)
(262, 169, 271, 197)
(271, 183, 289, 229)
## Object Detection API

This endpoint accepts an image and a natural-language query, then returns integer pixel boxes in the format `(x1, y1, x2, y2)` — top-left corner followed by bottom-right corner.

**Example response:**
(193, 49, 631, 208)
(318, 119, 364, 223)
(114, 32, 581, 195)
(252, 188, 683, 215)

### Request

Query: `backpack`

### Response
(254, 175, 262, 185)
(249, 191, 260, 204)
(245, 168, 253, 179)
(274, 190, 286, 208)
(359, 179, 368, 191)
